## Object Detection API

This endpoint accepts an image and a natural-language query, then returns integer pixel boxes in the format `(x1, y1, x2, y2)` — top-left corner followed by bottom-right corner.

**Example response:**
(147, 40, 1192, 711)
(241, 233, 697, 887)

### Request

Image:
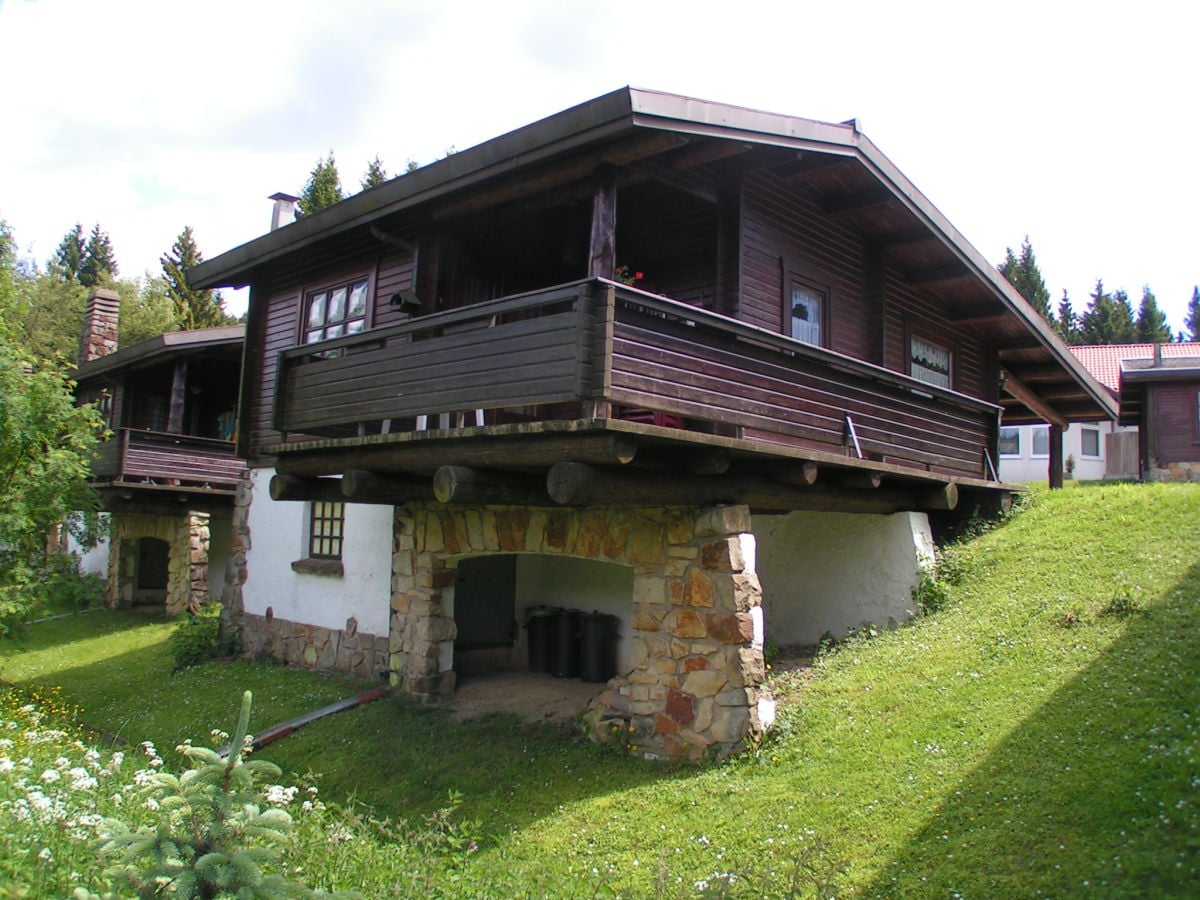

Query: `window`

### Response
(1032, 426, 1050, 457)
(1195, 391, 1200, 442)
(788, 281, 826, 346)
(304, 278, 368, 345)
(309, 501, 345, 560)
(998, 427, 1021, 457)
(910, 335, 952, 389)
(1080, 428, 1101, 458)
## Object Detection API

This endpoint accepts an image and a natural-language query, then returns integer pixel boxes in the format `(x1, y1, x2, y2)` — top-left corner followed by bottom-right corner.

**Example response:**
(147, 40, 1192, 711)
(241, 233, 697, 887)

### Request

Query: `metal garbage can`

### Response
(579, 611, 617, 683)
(551, 608, 580, 678)
(525, 606, 555, 674)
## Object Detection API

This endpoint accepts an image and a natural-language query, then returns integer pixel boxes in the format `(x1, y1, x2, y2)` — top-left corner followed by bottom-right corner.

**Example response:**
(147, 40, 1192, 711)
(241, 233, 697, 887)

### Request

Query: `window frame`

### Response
(1031, 426, 1050, 459)
(782, 268, 832, 349)
(1080, 427, 1101, 459)
(308, 500, 345, 561)
(300, 273, 373, 347)
(998, 426, 1022, 458)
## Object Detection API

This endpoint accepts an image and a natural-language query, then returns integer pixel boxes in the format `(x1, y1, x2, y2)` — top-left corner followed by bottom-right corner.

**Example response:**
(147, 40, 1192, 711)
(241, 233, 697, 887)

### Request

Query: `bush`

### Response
(0, 551, 105, 635)
(169, 603, 237, 672)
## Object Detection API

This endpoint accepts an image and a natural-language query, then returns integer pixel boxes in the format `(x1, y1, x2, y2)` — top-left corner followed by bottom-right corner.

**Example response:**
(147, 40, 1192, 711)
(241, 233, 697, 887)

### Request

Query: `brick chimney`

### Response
(269, 192, 299, 231)
(78, 288, 121, 365)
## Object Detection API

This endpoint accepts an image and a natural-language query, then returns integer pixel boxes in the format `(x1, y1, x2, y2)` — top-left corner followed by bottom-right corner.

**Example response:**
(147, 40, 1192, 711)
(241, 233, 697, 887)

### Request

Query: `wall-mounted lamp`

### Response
(389, 290, 423, 314)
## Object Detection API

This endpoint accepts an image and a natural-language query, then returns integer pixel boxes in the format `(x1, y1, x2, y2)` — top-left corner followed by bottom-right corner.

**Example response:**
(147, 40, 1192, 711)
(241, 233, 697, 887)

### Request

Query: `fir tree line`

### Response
(999, 236, 1197, 344)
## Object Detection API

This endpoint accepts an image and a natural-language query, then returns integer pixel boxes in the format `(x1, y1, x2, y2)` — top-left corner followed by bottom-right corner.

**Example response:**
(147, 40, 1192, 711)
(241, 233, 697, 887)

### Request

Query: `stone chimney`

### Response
(78, 288, 121, 365)
(269, 192, 300, 231)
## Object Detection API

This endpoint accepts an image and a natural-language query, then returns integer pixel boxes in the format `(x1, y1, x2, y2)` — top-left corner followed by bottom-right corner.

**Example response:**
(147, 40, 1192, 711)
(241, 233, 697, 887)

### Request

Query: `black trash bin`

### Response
(525, 606, 556, 674)
(579, 611, 617, 683)
(550, 608, 580, 678)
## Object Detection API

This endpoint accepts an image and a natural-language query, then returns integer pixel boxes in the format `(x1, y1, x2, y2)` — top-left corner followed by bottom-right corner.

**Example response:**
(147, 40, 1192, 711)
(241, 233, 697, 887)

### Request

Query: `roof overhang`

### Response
(1119, 357, 1200, 425)
(73, 326, 244, 381)
(188, 87, 1115, 423)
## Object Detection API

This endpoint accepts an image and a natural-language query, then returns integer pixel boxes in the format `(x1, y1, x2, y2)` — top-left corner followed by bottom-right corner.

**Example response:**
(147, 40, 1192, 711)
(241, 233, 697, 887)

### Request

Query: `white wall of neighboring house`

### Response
(71, 515, 110, 577)
(242, 467, 393, 636)
(998, 421, 1133, 483)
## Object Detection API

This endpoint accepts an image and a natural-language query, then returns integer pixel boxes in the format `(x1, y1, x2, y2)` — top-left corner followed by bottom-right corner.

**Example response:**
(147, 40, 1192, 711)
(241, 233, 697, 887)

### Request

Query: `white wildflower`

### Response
(40, 768, 61, 784)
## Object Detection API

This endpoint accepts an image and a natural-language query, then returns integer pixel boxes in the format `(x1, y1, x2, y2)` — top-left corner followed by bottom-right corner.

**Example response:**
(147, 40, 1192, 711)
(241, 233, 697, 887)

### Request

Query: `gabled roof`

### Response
(73, 325, 244, 381)
(1070, 343, 1200, 394)
(189, 87, 1115, 424)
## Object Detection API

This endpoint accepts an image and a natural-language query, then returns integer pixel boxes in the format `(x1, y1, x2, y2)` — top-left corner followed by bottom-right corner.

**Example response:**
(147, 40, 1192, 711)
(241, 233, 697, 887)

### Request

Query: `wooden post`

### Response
(1048, 423, 1064, 489)
(167, 359, 187, 434)
(588, 165, 617, 279)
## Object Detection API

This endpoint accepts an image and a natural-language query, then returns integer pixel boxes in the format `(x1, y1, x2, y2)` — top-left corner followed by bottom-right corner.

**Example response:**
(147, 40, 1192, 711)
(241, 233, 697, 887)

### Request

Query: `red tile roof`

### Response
(1069, 343, 1200, 394)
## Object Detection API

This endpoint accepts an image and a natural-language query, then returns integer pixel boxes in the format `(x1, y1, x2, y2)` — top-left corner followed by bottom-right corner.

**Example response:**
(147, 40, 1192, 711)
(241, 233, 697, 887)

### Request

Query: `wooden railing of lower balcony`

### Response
(92, 428, 244, 490)
(274, 279, 1000, 479)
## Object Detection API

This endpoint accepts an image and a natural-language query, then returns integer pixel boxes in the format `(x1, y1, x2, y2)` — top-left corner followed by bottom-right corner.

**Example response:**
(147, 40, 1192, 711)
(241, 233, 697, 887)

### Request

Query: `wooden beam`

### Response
(764, 460, 819, 486)
(669, 140, 753, 171)
(909, 264, 968, 285)
(274, 432, 639, 478)
(628, 159, 719, 204)
(269, 474, 344, 503)
(168, 359, 187, 435)
(950, 302, 1009, 324)
(341, 469, 435, 504)
(1000, 368, 1068, 429)
(823, 188, 893, 218)
(546, 462, 956, 515)
(873, 228, 936, 249)
(840, 471, 882, 490)
(1048, 424, 1064, 490)
(433, 466, 551, 505)
(588, 165, 617, 279)
(629, 446, 732, 476)
(773, 154, 848, 181)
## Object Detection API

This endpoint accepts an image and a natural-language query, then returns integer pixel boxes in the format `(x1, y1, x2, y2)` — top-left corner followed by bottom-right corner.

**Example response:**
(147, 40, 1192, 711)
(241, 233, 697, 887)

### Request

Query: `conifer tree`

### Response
(51, 223, 86, 282)
(161, 226, 233, 330)
(1079, 279, 1136, 345)
(297, 151, 344, 217)
(1055, 290, 1080, 344)
(78, 224, 118, 287)
(1186, 286, 1200, 342)
(361, 155, 388, 190)
(998, 237, 1053, 322)
(1135, 285, 1172, 343)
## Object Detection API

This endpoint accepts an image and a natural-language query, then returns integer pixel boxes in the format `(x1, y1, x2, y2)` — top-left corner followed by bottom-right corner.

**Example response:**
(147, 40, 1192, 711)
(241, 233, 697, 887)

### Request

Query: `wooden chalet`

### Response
(187, 89, 1116, 758)
(73, 289, 244, 614)
(1118, 346, 1200, 481)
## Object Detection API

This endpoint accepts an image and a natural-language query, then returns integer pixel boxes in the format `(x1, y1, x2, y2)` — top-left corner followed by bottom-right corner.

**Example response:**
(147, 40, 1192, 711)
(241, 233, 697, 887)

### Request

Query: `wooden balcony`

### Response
(272, 279, 1001, 486)
(92, 428, 244, 495)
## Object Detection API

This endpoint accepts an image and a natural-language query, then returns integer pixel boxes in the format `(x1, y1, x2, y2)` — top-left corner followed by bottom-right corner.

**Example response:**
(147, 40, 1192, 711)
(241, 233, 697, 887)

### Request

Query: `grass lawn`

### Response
(2, 481, 1197, 896)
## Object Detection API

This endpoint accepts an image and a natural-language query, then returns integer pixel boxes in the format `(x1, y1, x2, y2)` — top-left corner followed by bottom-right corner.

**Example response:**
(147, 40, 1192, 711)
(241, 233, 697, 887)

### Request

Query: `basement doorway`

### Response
(134, 537, 169, 606)
(450, 554, 633, 682)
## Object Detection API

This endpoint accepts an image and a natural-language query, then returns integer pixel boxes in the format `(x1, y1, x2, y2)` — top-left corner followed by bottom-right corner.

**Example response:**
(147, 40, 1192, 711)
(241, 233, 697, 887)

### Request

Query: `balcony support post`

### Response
(588, 164, 617, 279)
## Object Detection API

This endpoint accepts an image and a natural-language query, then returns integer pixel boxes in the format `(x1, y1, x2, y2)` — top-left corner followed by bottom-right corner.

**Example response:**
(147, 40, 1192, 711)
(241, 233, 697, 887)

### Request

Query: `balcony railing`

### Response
(92, 428, 244, 491)
(274, 279, 999, 479)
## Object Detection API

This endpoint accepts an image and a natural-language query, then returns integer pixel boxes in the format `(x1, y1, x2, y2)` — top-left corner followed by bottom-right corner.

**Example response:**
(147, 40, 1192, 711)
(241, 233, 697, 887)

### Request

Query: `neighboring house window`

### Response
(910, 335, 952, 389)
(304, 278, 368, 344)
(309, 501, 345, 560)
(1080, 428, 1101, 458)
(998, 427, 1021, 457)
(1196, 391, 1200, 442)
(1031, 426, 1050, 457)
(788, 280, 826, 346)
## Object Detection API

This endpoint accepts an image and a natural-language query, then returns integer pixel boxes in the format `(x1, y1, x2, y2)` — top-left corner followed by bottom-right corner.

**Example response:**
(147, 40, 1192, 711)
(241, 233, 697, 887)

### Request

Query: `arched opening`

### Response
(134, 537, 169, 605)
(449, 553, 633, 682)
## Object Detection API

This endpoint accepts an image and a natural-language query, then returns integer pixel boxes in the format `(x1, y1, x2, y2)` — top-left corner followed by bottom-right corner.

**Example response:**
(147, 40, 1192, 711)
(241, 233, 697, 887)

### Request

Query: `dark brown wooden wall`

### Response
(616, 182, 717, 308)
(741, 170, 990, 399)
(1149, 382, 1200, 463)
(245, 245, 416, 460)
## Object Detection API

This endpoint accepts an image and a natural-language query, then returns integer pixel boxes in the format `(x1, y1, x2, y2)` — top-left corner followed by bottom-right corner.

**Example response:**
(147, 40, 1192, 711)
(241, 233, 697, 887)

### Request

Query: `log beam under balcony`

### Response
(546, 462, 958, 515)
(433, 466, 552, 505)
(341, 469, 435, 504)
(269, 474, 344, 503)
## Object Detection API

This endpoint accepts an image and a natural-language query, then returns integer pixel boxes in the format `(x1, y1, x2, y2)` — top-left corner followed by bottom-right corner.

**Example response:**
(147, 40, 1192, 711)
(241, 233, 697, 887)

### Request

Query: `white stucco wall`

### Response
(754, 510, 934, 646)
(242, 467, 392, 636)
(513, 555, 635, 672)
(998, 421, 1130, 483)
(71, 514, 110, 577)
(207, 517, 232, 602)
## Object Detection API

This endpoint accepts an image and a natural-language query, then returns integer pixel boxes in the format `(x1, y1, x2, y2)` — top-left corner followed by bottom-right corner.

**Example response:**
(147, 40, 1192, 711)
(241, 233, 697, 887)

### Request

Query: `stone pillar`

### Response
(220, 471, 253, 651)
(389, 508, 458, 699)
(587, 505, 768, 760)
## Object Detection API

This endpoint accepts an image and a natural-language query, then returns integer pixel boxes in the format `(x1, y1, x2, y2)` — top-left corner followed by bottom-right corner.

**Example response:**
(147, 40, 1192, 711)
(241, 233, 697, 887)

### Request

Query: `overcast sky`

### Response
(1, 0, 1196, 331)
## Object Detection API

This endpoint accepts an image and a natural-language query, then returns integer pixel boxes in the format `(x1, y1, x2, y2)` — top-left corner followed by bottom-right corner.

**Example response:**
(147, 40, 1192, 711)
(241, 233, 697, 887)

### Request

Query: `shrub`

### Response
(169, 603, 237, 672)
(0, 551, 105, 635)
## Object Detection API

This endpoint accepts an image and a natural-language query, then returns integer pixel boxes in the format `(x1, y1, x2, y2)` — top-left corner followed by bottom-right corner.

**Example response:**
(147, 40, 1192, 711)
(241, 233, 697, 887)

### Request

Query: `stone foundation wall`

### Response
(240, 610, 388, 681)
(1148, 460, 1200, 482)
(389, 502, 770, 760)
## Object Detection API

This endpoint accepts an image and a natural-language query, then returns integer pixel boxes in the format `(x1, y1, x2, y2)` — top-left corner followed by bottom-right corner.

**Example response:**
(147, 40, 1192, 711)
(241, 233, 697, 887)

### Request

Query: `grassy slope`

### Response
(2, 482, 1196, 896)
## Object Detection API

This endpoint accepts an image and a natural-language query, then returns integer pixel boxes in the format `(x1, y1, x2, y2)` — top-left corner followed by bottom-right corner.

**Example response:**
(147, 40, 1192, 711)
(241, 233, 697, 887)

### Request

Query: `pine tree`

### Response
(361, 155, 388, 190)
(1135, 285, 1171, 343)
(998, 237, 1053, 322)
(1055, 290, 1079, 344)
(51, 223, 86, 282)
(1186, 286, 1200, 342)
(78, 224, 118, 287)
(297, 151, 344, 217)
(1079, 279, 1136, 345)
(161, 226, 233, 330)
